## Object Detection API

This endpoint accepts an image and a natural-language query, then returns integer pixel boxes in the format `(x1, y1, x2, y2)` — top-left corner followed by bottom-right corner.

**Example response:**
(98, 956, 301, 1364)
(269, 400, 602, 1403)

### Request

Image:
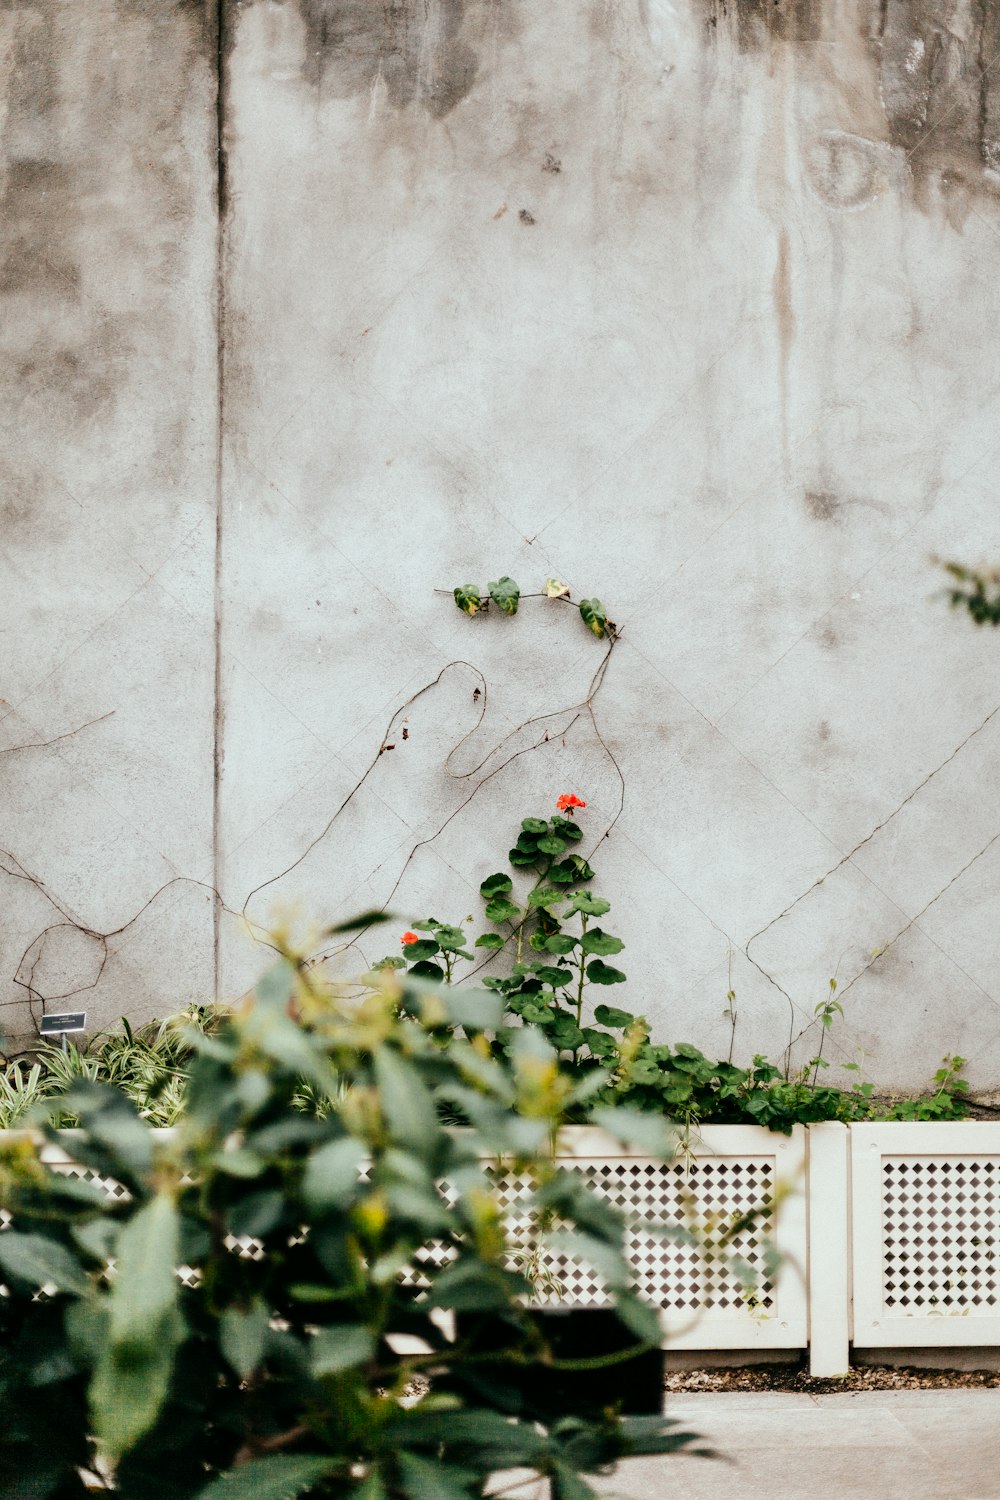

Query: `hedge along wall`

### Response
(2, 0, 1000, 1092)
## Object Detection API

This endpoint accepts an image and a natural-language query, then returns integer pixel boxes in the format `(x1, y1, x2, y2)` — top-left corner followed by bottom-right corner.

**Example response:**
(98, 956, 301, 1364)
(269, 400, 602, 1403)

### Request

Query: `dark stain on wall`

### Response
(701, 0, 1000, 208)
(0, 0, 214, 435)
(0, 160, 80, 296)
(700, 0, 821, 49)
(293, 0, 478, 116)
(805, 489, 841, 522)
(871, 0, 1000, 195)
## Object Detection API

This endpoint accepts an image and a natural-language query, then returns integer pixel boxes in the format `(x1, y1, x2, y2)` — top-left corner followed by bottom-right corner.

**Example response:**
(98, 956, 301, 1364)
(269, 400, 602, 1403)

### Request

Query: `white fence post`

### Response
(807, 1122, 850, 1376)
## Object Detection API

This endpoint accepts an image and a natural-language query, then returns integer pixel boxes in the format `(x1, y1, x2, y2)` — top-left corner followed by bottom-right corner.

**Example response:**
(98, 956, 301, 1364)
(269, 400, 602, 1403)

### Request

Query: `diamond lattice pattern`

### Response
(882, 1157, 1000, 1313)
(4, 1156, 777, 1316)
(406, 1157, 776, 1314)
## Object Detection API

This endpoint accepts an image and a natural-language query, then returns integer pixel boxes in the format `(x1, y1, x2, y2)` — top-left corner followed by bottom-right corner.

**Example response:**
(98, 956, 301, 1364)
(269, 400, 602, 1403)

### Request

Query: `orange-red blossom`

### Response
(556, 794, 587, 814)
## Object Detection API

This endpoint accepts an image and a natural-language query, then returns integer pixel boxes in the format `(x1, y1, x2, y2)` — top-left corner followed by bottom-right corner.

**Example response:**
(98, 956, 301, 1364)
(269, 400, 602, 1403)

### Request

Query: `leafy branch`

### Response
(449, 575, 617, 640)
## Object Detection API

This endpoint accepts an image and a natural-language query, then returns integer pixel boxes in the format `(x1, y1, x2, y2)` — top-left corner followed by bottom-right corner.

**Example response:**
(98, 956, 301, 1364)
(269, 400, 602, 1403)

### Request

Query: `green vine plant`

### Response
(371, 798, 972, 1135)
(451, 575, 617, 640)
(938, 559, 1000, 626)
(5, 575, 622, 1048)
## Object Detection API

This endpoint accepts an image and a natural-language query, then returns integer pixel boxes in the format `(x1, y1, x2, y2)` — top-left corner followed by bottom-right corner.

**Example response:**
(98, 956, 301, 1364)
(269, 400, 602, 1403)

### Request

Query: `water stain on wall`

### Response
(701, 0, 1000, 209)
(293, 0, 479, 117)
(701, 0, 821, 49)
(0, 159, 80, 296)
(805, 488, 841, 521)
(0, 0, 213, 433)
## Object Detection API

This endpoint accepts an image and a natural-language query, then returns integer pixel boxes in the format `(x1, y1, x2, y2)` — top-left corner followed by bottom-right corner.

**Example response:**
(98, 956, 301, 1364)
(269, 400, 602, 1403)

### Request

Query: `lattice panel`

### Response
(405, 1157, 776, 1314)
(50, 1162, 132, 1204)
(882, 1157, 1000, 1314)
(4, 1154, 777, 1320)
(0, 1162, 263, 1294)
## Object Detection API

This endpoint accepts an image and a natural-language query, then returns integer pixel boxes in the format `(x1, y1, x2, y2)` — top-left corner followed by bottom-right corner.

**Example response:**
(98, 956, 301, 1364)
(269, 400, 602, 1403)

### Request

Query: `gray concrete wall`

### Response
(0, 1, 219, 1047)
(3, 0, 1000, 1093)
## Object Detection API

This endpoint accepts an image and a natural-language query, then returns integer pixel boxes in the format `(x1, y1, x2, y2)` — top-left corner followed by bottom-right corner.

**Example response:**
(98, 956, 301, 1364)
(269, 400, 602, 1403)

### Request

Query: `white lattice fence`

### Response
(1, 1126, 808, 1351)
(546, 1126, 807, 1349)
(851, 1122, 1000, 1349)
(1, 1137, 264, 1288)
(398, 1127, 808, 1349)
(7, 1122, 1000, 1376)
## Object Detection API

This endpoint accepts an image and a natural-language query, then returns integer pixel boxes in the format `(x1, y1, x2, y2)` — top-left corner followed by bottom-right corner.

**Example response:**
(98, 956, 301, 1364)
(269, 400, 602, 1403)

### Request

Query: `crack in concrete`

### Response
(212, 0, 228, 1005)
(837, 827, 1000, 1009)
(745, 701, 1000, 962)
(0, 710, 115, 755)
(780, 820, 1000, 1068)
(739, 702, 1000, 1068)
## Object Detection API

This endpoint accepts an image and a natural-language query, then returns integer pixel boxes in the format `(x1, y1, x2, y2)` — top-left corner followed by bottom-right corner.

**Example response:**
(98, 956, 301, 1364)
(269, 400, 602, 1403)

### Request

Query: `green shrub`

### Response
(0, 946, 707, 1499)
(375, 798, 972, 1134)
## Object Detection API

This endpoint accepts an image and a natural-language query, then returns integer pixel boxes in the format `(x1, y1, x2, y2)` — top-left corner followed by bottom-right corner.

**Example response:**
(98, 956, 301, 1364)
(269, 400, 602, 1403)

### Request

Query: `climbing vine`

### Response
(451, 575, 616, 640)
(940, 560, 1000, 626)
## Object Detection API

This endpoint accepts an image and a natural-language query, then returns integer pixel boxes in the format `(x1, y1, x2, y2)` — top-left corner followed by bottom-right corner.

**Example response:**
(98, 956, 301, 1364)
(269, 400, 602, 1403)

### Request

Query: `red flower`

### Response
(401, 931, 419, 945)
(556, 793, 587, 814)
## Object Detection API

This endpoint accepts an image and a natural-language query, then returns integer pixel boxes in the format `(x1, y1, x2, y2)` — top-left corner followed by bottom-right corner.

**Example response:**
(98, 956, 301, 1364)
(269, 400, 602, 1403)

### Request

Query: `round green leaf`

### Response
(474, 932, 505, 951)
(582, 1029, 618, 1059)
(527, 886, 564, 909)
(533, 966, 574, 988)
(537, 834, 568, 855)
(593, 1004, 635, 1027)
(566, 893, 611, 916)
(545, 933, 578, 954)
(479, 872, 513, 898)
(435, 925, 470, 951)
(519, 1003, 555, 1025)
(521, 818, 548, 834)
(586, 959, 627, 985)
(549, 1016, 585, 1050)
(485, 897, 521, 924)
(581, 928, 625, 956)
(409, 960, 445, 981)
(401, 938, 439, 960)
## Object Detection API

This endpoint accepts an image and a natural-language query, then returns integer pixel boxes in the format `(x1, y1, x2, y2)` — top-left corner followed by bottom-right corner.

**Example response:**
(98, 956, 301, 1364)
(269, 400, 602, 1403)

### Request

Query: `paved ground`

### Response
(595, 1391, 1000, 1499)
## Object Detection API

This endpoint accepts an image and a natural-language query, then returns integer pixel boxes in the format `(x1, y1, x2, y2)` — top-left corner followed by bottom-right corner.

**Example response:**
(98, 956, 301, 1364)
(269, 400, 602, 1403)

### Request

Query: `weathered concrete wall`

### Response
(4, 0, 1000, 1091)
(0, 1, 219, 1043)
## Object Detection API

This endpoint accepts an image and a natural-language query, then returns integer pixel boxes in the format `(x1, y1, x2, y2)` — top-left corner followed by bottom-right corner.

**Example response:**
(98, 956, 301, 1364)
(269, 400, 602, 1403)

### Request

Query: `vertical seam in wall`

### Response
(213, 0, 227, 1000)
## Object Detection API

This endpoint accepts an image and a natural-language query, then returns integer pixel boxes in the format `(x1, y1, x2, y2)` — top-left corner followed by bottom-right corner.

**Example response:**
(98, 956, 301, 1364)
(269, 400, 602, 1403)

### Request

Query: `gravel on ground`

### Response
(664, 1362, 1000, 1392)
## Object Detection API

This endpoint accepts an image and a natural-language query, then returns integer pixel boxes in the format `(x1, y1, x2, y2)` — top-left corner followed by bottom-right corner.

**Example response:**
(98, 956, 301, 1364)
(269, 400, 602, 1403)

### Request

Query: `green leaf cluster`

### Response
(449, 577, 617, 641)
(941, 560, 1000, 626)
(371, 802, 972, 1136)
(0, 953, 700, 1499)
